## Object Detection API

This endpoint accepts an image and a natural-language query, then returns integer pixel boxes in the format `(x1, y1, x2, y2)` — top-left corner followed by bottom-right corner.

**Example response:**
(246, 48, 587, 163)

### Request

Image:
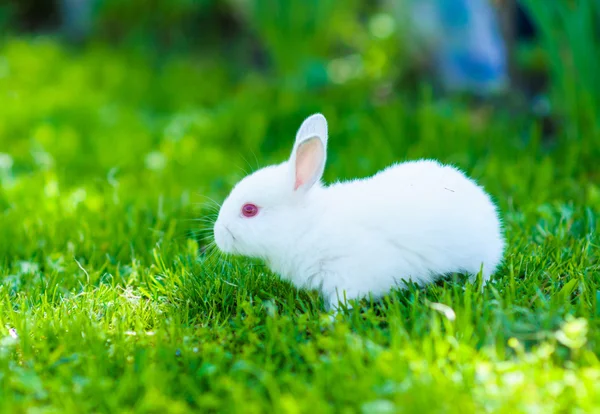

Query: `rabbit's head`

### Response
(213, 114, 328, 259)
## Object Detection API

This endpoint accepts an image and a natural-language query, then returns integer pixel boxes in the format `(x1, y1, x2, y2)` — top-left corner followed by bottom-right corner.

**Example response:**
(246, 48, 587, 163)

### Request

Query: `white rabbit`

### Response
(213, 114, 505, 311)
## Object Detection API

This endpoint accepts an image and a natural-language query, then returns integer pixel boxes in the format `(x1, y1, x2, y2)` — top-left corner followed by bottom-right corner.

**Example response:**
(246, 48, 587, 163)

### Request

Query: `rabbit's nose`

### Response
(225, 226, 237, 242)
(213, 222, 235, 253)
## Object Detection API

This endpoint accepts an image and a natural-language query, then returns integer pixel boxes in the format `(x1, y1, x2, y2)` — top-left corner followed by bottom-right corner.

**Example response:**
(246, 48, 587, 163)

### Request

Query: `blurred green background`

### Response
(0, 1, 599, 412)
(1, 0, 598, 175)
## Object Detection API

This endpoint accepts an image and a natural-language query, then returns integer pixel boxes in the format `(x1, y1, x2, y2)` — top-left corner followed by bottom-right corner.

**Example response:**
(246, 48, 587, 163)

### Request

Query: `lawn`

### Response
(0, 34, 599, 413)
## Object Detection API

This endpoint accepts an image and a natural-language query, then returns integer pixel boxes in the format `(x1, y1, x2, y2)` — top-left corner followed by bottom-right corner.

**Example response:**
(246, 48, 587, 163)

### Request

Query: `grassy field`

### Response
(0, 36, 599, 413)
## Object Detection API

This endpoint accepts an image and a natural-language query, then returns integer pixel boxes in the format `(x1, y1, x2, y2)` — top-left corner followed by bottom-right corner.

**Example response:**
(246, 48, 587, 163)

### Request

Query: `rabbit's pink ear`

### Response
(290, 114, 328, 192)
(294, 138, 325, 190)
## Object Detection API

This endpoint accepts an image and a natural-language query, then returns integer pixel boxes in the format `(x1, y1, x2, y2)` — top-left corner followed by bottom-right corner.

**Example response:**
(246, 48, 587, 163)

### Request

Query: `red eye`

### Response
(241, 203, 259, 218)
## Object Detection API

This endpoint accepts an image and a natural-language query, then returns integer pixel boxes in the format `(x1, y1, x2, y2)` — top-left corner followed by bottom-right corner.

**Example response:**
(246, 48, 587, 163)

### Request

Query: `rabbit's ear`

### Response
(289, 114, 328, 192)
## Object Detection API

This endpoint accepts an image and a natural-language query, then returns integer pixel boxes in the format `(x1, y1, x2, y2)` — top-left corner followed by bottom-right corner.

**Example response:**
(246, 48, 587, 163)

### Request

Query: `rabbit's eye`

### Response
(241, 203, 259, 218)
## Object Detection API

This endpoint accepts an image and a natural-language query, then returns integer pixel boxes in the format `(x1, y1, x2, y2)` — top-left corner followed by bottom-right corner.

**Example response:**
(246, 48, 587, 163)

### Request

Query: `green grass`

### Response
(0, 37, 599, 413)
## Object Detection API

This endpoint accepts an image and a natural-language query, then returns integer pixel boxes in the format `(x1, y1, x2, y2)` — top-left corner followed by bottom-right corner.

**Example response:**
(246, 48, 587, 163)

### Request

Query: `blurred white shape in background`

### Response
(59, 0, 95, 41)
(390, 0, 508, 95)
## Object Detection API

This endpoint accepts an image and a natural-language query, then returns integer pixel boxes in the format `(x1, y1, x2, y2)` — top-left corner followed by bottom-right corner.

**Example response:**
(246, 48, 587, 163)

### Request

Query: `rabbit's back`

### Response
(316, 159, 504, 301)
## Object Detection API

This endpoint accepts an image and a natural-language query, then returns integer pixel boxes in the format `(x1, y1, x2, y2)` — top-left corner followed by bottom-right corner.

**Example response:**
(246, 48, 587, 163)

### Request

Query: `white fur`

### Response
(213, 114, 505, 310)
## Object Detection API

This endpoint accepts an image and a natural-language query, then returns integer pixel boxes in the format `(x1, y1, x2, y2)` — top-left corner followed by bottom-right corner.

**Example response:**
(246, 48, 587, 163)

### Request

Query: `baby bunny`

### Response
(213, 114, 505, 311)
